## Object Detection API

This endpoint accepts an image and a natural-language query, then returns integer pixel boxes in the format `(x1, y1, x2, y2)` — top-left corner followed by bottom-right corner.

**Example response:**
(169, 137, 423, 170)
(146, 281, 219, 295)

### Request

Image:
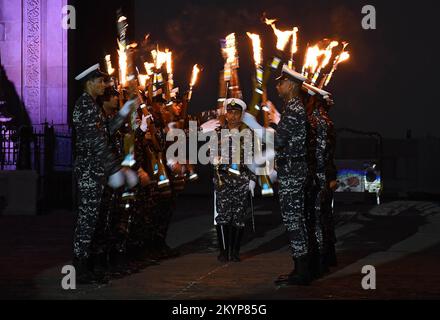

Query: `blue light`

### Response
(160, 175, 165, 181)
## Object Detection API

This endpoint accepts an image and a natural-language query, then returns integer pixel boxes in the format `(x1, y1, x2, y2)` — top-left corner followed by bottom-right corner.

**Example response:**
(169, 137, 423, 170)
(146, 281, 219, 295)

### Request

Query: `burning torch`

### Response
(222, 33, 241, 99)
(245, 32, 274, 197)
(105, 54, 115, 76)
(311, 40, 338, 85)
(264, 17, 293, 72)
(288, 27, 299, 69)
(322, 42, 350, 88)
(246, 32, 264, 116)
(302, 44, 321, 81)
(188, 64, 201, 102)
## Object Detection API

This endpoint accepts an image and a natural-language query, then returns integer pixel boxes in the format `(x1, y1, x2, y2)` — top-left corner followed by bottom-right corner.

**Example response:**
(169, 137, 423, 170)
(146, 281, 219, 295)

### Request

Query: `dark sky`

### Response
(71, 0, 437, 138)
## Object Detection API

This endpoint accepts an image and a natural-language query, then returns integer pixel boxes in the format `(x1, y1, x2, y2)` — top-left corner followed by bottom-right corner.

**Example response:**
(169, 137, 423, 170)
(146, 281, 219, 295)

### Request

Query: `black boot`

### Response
(230, 226, 244, 262)
(216, 225, 229, 262)
(275, 255, 312, 286)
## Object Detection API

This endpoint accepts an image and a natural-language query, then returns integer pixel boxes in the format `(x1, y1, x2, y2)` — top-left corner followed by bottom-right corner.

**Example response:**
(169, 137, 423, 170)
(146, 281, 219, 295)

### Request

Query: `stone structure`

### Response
(0, 0, 68, 126)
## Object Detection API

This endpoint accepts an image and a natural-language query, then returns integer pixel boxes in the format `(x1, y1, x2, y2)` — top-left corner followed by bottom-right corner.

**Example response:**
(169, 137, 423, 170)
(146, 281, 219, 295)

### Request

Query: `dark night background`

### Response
(69, 0, 437, 139)
(2, 0, 440, 300)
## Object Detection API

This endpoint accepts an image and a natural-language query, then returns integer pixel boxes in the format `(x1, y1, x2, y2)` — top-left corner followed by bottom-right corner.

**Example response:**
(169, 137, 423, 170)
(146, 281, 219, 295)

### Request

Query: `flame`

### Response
(190, 64, 201, 87)
(151, 46, 169, 69)
(321, 41, 339, 69)
(332, 42, 350, 67)
(338, 51, 350, 63)
(105, 55, 115, 75)
(264, 18, 277, 25)
(165, 49, 172, 75)
(118, 16, 127, 23)
(311, 40, 339, 84)
(223, 33, 237, 67)
(291, 27, 299, 56)
(127, 42, 138, 49)
(144, 62, 154, 76)
(324, 42, 350, 87)
(117, 39, 127, 86)
(302, 45, 321, 76)
(222, 33, 237, 82)
(337, 42, 350, 64)
(246, 32, 262, 67)
(138, 74, 149, 88)
(265, 17, 292, 51)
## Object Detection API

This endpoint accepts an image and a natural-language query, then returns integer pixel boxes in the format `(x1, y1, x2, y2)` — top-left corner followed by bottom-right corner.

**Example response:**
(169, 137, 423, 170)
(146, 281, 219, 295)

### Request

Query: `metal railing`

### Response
(0, 125, 17, 170)
(0, 123, 73, 173)
(0, 123, 74, 212)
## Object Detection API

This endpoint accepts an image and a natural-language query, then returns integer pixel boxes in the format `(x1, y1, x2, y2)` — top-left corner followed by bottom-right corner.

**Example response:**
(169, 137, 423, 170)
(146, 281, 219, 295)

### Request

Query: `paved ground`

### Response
(1, 195, 440, 299)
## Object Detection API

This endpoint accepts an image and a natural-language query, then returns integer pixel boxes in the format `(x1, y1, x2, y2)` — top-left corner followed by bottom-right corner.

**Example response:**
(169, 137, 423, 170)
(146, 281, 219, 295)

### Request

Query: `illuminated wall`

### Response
(0, 0, 68, 125)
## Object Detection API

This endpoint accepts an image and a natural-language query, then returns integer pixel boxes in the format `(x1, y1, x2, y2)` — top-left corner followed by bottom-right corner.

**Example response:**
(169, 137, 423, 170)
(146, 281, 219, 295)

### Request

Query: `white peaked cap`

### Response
(275, 64, 307, 83)
(223, 98, 247, 112)
(302, 82, 331, 98)
(75, 63, 106, 81)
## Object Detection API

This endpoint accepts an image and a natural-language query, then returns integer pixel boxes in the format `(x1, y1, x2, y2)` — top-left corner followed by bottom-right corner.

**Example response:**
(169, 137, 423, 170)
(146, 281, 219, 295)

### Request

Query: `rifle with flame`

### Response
(116, 12, 138, 168)
(177, 64, 201, 182)
(264, 17, 293, 71)
(322, 42, 350, 88)
(246, 32, 274, 197)
(117, 13, 170, 191)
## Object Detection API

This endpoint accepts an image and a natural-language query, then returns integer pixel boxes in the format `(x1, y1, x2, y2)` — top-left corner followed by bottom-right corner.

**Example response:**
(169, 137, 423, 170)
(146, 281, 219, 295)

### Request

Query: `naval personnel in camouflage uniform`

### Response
(302, 84, 329, 277)
(268, 65, 311, 286)
(213, 98, 256, 263)
(303, 83, 338, 272)
(72, 64, 137, 282)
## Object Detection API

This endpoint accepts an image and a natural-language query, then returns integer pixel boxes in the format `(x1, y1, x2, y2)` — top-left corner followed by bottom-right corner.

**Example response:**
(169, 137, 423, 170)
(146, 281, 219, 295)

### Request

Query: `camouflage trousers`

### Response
(305, 172, 325, 255)
(308, 172, 336, 254)
(320, 185, 337, 250)
(214, 173, 250, 228)
(73, 163, 105, 260)
(277, 160, 309, 258)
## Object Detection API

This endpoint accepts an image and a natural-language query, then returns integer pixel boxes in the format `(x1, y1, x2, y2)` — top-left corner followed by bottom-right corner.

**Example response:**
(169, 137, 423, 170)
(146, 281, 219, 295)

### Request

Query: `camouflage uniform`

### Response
(305, 106, 325, 256)
(72, 92, 124, 260)
(273, 97, 309, 259)
(214, 126, 256, 227)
